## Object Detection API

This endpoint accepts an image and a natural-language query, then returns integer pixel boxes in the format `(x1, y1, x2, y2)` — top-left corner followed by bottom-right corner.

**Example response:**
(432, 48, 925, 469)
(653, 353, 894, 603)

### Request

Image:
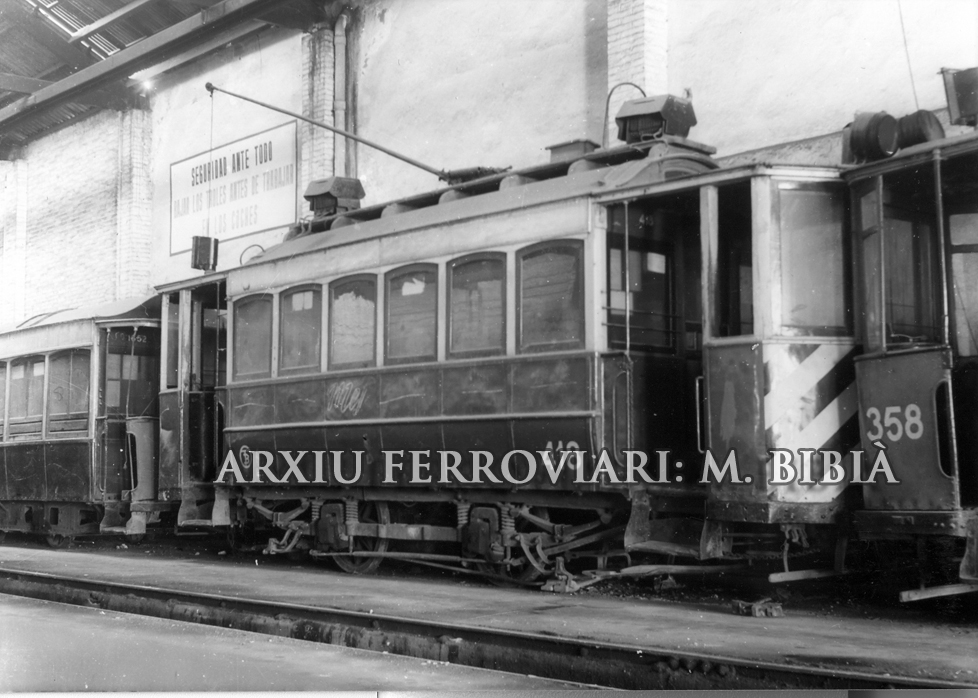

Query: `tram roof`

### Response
(0, 295, 160, 336)
(251, 137, 722, 267)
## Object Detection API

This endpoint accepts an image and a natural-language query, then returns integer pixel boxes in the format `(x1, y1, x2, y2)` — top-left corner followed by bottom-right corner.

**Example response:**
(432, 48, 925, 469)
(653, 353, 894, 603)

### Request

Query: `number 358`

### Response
(865, 404, 923, 441)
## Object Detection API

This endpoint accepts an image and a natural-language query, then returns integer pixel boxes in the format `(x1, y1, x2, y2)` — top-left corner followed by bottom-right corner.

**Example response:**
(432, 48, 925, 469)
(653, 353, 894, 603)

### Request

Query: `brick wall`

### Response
(0, 108, 154, 327)
(606, 0, 668, 146)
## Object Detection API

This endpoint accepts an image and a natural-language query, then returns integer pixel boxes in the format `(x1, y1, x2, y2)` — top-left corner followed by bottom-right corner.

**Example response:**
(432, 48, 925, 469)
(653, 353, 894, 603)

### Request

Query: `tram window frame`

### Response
(46, 348, 91, 434)
(775, 182, 850, 337)
(517, 240, 585, 353)
(713, 182, 754, 338)
(877, 168, 941, 348)
(948, 211, 978, 357)
(0, 361, 5, 441)
(279, 285, 322, 376)
(103, 328, 159, 418)
(385, 264, 439, 365)
(329, 274, 378, 370)
(232, 294, 273, 381)
(447, 253, 507, 358)
(8, 355, 44, 437)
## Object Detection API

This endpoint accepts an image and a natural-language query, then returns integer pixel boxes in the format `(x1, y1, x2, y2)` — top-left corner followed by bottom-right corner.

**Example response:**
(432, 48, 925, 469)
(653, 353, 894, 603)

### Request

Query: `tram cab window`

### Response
(8, 356, 44, 437)
(330, 276, 376, 369)
(47, 349, 90, 432)
(233, 295, 273, 379)
(777, 185, 848, 336)
(715, 182, 753, 337)
(104, 329, 159, 417)
(280, 287, 321, 375)
(518, 241, 584, 352)
(449, 255, 505, 357)
(950, 212, 978, 356)
(885, 170, 940, 346)
(387, 265, 438, 363)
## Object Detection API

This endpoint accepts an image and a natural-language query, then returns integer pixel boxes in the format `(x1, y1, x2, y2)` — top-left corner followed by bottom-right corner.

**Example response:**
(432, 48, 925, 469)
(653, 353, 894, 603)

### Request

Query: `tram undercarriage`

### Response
(222, 487, 631, 589)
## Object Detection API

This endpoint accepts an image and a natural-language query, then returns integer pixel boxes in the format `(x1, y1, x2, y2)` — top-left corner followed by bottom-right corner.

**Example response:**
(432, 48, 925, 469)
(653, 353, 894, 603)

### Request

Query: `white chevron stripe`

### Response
(774, 382, 859, 454)
(764, 344, 852, 430)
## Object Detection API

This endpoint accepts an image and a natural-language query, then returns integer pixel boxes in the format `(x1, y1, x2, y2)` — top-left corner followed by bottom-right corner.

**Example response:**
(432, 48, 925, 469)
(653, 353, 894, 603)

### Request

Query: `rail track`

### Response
(0, 566, 973, 690)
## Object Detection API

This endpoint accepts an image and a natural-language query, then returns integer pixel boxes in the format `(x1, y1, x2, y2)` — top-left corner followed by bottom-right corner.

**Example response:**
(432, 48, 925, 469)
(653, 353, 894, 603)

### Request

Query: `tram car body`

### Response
(845, 131, 978, 596)
(164, 96, 863, 581)
(0, 298, 166, 544)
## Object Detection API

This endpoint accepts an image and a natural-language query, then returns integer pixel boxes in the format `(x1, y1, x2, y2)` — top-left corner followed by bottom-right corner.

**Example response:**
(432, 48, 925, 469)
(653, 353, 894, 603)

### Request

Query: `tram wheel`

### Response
(124, 533, 146, 545)
(334, 501, 390, 575)
(0, 530, 6, 544)
(478, 506, 551, 586)
(45, 534, 70, 549)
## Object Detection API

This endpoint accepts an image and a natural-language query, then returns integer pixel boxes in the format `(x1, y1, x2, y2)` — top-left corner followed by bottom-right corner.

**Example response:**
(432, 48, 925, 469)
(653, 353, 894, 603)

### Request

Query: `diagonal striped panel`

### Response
(764, 343, 855, 430)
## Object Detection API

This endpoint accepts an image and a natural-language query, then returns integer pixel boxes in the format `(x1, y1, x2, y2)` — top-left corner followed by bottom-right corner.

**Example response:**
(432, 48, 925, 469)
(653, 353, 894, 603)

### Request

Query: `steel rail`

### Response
(0, 567, 972, 690)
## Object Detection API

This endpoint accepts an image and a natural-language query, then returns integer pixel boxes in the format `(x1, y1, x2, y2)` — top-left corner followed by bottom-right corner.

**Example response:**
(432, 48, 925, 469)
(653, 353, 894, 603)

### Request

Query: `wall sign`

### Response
(169, 121, 297, 254)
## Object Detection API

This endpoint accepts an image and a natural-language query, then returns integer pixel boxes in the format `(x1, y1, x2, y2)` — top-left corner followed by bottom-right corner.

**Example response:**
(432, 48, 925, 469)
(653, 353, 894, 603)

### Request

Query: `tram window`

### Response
(386, 265, 438, 363)
(778, 187, 847, 335)
(518, 242, 584, 352)
(47, 349, 90, 431)
(233, 295, 273, 379)
(104, 329, 159, 416)
(0, 363, 5, 440)
(950, 213, 978, 356)
(329, 276, 376, 369)
(280, 287, 321, 375)
(884, 216, 938, 343)
(449, 255, 505, 357)
(8, 356, 43, 436)
(165, 293, 179, 389)
(715, 183, 753, 336)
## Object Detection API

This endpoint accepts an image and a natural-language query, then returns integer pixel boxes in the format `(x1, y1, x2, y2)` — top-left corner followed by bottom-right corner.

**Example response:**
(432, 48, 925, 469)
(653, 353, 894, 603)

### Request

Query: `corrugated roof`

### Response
(0, 0, 319, 149)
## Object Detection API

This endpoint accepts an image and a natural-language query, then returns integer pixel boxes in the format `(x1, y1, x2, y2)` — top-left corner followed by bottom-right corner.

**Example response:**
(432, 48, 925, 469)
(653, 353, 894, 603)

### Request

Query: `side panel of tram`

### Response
(847, 136, 978, 588)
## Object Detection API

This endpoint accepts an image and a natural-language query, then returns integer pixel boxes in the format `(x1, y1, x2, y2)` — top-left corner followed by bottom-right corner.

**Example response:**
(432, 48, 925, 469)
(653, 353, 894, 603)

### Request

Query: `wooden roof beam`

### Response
(0, 0, 286, 133)
(0, 72, 52, 95)
(10, 4, 95, 71)
(68, 0, 162, 44)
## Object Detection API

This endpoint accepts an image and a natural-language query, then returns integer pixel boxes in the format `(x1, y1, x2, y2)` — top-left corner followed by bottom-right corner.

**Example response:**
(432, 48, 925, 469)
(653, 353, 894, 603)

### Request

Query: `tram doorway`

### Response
(159, 279, 227, 525)
(605, 192, 703, 477)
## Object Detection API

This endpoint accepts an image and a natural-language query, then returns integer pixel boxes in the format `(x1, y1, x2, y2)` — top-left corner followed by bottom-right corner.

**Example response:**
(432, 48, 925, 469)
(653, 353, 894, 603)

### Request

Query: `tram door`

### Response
(159, 280, 227, 525)
(606, 194, 703, 472)
(852, 154, 978, 514)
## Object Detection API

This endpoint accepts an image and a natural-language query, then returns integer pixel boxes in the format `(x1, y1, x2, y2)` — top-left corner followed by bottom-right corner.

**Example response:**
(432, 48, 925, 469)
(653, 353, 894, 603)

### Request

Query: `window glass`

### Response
(330, 277, 376, 368)
(9, 357, 43, 435)
(884, 217, 938, 342)
(450, 256, 505, 355)
(714, 182, 753, 337)
(519, 243, 584, 351)
(104, 328, 159, 416)
(0, 363, 5, 437)
(280, 287, 322, 374)
(233, 295, 272, 379)
(47, 350, 90, 430)
(165, 293, 179, 389)
(950, 213, 978, 245)
(387, 266, 437, 362)
(779, 187, 847, 335)
(952, 254, 978, 356)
